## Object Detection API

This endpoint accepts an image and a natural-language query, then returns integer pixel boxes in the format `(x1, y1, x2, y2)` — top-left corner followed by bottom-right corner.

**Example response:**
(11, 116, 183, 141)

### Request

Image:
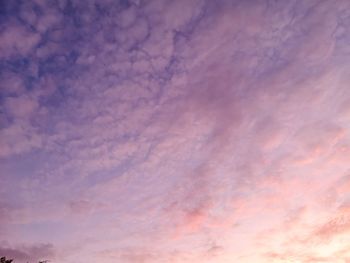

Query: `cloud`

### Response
(314, 215, 350, 241)
(99, 248, 157, 263)
(0, 23, 40, 59)
(0, 0, 350, 262)
(4, 96, 39, 119)
(0, 120, 43, 158)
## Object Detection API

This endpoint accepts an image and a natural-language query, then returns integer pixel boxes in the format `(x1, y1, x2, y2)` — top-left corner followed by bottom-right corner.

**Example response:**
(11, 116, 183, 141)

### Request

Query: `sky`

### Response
(0, 0, 350, 262)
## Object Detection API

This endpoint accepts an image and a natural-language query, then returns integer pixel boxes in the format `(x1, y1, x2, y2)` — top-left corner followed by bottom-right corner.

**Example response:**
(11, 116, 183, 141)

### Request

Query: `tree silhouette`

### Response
(1, 257, 47, 263)
(0, 257, 13, 263)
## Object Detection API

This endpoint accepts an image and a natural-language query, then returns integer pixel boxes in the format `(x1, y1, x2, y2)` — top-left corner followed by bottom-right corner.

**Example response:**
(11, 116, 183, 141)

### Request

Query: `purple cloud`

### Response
(1, 0, 350, 262)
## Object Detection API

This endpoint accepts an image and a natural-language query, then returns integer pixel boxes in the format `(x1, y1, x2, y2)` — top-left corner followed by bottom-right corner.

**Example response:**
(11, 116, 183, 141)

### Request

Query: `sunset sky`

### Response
(1, 0, 350, 262)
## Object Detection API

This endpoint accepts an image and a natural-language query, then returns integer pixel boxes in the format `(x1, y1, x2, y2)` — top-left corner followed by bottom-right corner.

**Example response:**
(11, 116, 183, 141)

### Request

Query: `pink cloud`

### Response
(0, 23, 40, 59)
(0, 121, 42, 157)
(5, 96, 39, 119)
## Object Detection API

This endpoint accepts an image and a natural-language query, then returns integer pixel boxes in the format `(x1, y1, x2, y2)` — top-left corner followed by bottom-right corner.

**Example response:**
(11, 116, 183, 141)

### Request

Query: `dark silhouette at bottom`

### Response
(1, 257, 48, 263)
